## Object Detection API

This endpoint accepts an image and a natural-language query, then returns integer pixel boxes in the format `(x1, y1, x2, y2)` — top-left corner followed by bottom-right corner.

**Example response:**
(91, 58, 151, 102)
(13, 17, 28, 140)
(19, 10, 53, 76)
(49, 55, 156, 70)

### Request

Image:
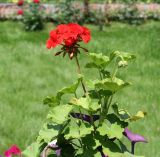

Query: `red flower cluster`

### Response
(17, 9, 24, 15)
(33, 0, 40, 3)
(4, 145, 21, 157)
(17, 0, 24, 6)
(46, 23, 91, 59)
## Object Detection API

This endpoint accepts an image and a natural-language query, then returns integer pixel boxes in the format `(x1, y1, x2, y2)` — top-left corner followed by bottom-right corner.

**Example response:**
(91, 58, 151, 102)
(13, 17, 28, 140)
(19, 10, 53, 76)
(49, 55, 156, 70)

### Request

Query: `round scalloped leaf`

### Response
(47, 105, 73, 124)
(70, 96, 100, 112)
(43, 76, 82, 107)
(95, 77, 131, 93)
(64, 118, 94, 139)
(85, 53, 110, 69)
(97, 120, 124, 139)
(38, 123, 62, 143)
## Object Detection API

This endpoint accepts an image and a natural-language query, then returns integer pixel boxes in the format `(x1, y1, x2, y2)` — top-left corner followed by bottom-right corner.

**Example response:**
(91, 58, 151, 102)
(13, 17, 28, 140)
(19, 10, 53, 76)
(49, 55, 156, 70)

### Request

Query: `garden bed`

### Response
(0, 3, 160, 20)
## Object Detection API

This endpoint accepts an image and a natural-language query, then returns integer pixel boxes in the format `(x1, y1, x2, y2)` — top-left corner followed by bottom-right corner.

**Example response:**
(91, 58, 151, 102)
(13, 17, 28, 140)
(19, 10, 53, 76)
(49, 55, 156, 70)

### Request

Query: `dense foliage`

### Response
(52, 0, 84, 25)
(16, 0, 44, 31)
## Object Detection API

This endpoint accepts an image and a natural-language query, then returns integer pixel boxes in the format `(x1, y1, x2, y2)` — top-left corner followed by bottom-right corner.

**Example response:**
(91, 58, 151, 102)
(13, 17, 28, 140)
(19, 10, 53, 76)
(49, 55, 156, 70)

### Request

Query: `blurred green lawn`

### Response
(0, 21, 160, 156)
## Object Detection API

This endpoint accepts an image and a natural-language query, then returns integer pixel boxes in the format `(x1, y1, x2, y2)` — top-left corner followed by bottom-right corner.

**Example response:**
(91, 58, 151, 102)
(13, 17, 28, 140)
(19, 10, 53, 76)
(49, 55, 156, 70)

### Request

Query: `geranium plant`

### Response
(16, 0, 44, 31)
(22, 23, 147, 157)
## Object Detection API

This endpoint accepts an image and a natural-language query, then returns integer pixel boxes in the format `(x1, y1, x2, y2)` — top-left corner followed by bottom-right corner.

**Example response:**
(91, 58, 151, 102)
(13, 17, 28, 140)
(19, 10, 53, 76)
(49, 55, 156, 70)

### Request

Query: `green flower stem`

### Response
(99, 96, 109, 124)
(75, 56, 87, 95)
(112, 61, 118, 80)
(98, 68, 103, 80)
(106, 95, 113, 113)
(99, 63, 117, 123)
(89, 111, 96, 133)
(131, 142, 135, 154)
(74, 92, 84, 122)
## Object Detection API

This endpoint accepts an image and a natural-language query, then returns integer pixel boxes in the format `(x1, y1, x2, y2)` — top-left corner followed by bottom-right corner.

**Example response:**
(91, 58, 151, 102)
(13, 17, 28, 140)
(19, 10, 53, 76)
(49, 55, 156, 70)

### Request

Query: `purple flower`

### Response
(48, 140, 61, 156)
(123, 128, 147, 143)
(70, 112, 99, 123)
(123, 128, 147, 154)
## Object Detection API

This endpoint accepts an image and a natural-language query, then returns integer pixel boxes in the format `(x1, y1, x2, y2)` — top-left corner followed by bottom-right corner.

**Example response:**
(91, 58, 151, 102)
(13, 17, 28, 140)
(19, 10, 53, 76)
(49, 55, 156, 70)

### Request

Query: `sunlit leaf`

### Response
(70, 96, 100, 112)
(129, 111, 147, 122)
(110, 51, 136, 62)
(38, 123, 62, 143)
(85, 53, 110, 69)
(44, 76, 82, 107)
(76, 149, 101, 157)
(95, 77, 130, 92)
(64, 118, 93, 139)
(97, 120, 124, 139)
(47, 105, 73, 124)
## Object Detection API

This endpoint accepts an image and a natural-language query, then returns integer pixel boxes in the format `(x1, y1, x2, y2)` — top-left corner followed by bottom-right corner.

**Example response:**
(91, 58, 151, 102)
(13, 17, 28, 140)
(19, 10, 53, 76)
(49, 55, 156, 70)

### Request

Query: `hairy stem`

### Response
(98, 68, 103, 80)
(75, 56, 87, 94)
(89, 111, 96, 133)
(106, 95, 113, 113)
(74, 92, 84, 122)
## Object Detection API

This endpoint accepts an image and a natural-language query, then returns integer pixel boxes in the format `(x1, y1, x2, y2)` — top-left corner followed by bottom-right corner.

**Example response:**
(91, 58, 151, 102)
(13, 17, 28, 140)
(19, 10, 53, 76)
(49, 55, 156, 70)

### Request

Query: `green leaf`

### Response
(97, 120, 110, 136)
(44, 76, 82, 107)
(82, 134, 101, 149)
(112, 104, 131, 121)
(85, 53, 110, 69)
(112, 104, 146, 122)
(129, 111, 147, 122)
(97, 120, 124, 139)
(85, 62, 99, 69)
(43, 96, 58, 107)
(95, 77, 130, 93)
(38, 123, 62, 143)
(70, 96, 100, 112)
(101, 139, 122, 157)
(76, 149, 101, 157)
(47, 105, 73, 124)
(64, 118, 93, 139)
(118, 109, 131, 121)
(110, 51, 136, 68)
(56, 76, 82, 100)
(60, 144, 75, 157)
(107, 123, 124, 139)
(22, 142, 40, 157)
(107, 113, 128, 128)
(110, 51, 136, 62)
(89, 89, 112, 100)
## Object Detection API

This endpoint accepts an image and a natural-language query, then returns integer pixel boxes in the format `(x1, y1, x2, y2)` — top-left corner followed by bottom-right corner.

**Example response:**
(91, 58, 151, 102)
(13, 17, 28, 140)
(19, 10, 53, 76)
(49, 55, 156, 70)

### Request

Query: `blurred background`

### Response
(0, 0, 160, 156)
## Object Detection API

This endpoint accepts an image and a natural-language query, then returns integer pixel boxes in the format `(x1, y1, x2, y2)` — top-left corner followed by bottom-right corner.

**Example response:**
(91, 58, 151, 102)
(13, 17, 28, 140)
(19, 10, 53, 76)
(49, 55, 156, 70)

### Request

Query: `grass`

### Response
(0, 21, 160, 156)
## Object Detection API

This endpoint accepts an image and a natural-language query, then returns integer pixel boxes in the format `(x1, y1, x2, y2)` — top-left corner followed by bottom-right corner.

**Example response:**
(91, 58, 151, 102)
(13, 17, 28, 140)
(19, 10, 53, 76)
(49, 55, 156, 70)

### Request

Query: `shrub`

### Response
(22, 23, 147, 157)
(53, 0, 84, 25)
(16, 0, 44, 31)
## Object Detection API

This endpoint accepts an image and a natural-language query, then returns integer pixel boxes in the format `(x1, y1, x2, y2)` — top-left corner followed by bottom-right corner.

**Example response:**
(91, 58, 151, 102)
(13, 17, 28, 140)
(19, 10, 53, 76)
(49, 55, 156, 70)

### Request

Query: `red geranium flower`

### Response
(17, 9, 23, 15)
(33, 0, 40, 3)
(17, 0, 24, 6)
(46, 23, 91, 59)
(4, 145, 21, 157)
